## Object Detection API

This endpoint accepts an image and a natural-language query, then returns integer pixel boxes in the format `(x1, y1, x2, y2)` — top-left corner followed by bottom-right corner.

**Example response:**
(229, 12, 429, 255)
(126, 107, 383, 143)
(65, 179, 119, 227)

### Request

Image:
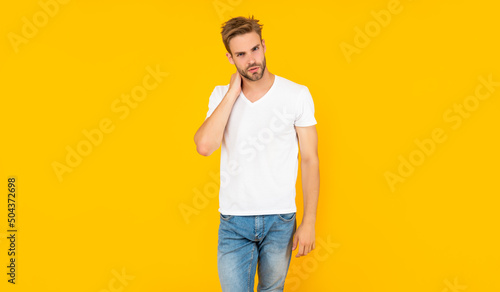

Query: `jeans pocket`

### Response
(277, 212, 296, 222)
(220, 213, 233, 221)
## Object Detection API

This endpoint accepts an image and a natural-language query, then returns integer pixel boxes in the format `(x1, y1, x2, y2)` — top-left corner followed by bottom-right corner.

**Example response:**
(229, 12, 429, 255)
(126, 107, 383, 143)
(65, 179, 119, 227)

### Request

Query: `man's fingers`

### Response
(292, 234, 298, 250)
(296, 244, 305, 257)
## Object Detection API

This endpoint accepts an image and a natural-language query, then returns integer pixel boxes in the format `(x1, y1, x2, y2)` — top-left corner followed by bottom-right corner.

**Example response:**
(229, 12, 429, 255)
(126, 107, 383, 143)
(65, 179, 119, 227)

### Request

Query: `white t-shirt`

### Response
(205, 75, 317, 215)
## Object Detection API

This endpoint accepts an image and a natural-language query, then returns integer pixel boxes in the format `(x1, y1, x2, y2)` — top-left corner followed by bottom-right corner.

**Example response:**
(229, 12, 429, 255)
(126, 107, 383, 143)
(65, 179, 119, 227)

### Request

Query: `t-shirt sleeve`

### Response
(205, 86, 222, 120)
(294, 86, 317, 127)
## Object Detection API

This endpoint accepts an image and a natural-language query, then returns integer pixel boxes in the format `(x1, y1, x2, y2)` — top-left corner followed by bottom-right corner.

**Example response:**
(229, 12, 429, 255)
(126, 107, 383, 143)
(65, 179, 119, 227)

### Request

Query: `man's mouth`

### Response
(249, 66, 259, 72)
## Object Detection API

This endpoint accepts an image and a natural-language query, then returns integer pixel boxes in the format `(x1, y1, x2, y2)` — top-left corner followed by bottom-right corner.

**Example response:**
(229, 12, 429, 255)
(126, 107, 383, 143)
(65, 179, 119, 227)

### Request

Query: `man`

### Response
(194, 15, 320, 292)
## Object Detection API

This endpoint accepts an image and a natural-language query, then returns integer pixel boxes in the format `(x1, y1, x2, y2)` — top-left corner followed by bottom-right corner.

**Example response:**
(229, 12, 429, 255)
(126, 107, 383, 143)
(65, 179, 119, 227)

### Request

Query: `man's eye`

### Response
(237, 48, 257, 57)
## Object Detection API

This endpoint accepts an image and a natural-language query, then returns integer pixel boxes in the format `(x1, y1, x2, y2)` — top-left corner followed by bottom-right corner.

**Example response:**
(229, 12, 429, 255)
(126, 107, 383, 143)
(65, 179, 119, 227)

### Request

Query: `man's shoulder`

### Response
(275, 75, 308, 94)
(210, 83, 230, 100)
(214, 83, 230, 90)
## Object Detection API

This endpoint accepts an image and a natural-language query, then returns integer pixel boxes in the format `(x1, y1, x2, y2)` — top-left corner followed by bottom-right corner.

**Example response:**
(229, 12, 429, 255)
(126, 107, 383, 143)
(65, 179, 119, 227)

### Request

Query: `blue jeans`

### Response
(217, 212, 297, 292)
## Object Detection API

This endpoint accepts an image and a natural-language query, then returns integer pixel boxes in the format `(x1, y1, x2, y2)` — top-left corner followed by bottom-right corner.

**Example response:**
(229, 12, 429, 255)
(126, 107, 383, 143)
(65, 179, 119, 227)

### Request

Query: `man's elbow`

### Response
(194, 138, 208, 156)
(196, 145, 211, 156)
(194, 132, 218, 156)
(195, 140, 215, 156)
(194, 131, 208, 156)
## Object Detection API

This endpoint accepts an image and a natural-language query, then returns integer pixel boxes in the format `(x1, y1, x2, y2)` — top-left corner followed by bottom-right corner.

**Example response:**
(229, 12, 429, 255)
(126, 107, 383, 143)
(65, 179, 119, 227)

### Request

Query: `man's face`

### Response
(227, 32, 267, 81)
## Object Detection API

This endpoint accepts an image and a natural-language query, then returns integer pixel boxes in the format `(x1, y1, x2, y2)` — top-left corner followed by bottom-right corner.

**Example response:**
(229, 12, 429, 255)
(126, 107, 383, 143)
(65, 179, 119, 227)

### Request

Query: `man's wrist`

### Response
(301, 217, 316, 226)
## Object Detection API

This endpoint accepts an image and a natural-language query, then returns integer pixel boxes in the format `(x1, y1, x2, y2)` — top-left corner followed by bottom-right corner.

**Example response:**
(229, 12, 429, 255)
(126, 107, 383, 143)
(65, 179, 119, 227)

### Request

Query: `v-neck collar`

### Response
(241, 75, 278, 106)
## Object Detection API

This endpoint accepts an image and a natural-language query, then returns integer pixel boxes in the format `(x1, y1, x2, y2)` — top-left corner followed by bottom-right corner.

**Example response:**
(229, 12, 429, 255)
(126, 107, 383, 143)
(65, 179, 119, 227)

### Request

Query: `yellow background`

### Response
(1, 0, 499, 291)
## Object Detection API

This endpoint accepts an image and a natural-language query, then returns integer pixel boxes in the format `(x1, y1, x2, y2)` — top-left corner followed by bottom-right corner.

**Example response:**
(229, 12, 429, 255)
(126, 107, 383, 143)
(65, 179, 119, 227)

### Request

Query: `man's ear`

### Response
(226, 52, 235, 65)
(262, 39, 266, 53)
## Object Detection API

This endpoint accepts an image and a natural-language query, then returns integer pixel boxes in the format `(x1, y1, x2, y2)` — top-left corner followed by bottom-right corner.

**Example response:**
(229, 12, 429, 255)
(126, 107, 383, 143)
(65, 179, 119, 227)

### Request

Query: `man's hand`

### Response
(228, 70, 242, 96)
(292, 222, 316, 257)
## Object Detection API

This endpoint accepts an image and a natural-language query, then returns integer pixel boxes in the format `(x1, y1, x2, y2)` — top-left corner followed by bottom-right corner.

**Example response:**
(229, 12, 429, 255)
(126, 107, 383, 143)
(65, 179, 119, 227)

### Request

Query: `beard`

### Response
(237, 56, 267, 81)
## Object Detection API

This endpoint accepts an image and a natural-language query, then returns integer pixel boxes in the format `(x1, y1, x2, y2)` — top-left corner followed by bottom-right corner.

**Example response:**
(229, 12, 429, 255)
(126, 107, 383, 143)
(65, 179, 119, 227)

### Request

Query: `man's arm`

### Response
(194, 72, 243, 156)
(194, 88, 239, 156)
(292, 124, 319, 257)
